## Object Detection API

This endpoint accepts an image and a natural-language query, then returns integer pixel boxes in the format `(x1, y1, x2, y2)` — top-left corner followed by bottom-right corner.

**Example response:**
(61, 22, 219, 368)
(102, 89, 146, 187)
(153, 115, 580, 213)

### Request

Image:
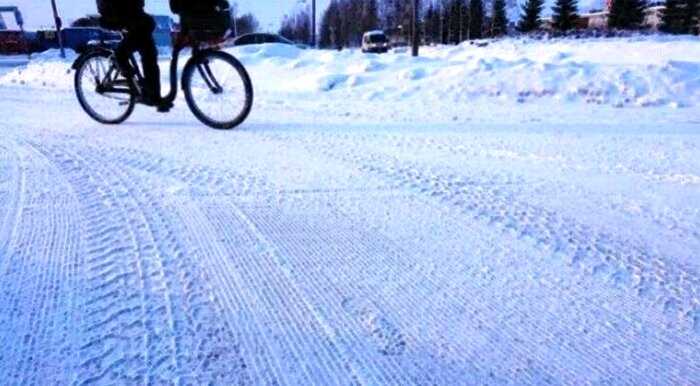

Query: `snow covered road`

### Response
(2, 88, 699, 384)
(2, 37, 700, 384)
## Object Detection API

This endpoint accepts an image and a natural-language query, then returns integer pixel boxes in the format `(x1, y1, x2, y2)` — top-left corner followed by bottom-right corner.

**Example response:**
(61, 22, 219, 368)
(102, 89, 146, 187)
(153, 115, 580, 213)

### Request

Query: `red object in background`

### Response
(0, 31, 29, 54)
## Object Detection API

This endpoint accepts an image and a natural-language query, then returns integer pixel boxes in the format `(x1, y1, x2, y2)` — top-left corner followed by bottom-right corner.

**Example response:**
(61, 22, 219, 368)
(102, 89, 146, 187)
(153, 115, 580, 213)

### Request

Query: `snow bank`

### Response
(0, 49, 76, 89)
(2, 36, 699, 109)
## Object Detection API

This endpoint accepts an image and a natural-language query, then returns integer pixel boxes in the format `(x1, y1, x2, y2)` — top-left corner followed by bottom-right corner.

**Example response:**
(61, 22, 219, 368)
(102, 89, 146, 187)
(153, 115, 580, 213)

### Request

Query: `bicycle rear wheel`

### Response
(182, 51, 253, 130)
(75, 50, 135, 125)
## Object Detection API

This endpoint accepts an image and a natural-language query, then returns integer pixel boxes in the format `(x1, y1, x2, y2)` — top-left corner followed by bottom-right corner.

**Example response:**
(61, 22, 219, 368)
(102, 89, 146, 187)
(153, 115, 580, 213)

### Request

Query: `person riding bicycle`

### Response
(79, 0, 251, 129)
(97, 0, 171, 111)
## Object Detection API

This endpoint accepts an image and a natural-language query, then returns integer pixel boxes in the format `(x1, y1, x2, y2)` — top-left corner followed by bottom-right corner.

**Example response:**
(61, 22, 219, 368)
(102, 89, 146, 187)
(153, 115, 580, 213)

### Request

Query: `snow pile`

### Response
(2, 36, 699, 108)
(0, 49, 76, 89)
(233, 37, 700, 109)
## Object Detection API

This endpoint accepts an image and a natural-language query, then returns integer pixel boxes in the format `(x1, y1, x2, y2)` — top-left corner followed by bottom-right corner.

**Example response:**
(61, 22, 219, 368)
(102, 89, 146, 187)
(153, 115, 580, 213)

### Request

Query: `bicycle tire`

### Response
(75, 50, 136, 125)
(182, 50, 254, 130)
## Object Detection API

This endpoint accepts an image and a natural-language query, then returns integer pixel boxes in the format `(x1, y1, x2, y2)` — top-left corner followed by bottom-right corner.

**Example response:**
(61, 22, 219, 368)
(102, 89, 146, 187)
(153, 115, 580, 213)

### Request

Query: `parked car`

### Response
(0, 6, 30, 55)
(232, 33, 307, 49)
(361, 30, 389, 54)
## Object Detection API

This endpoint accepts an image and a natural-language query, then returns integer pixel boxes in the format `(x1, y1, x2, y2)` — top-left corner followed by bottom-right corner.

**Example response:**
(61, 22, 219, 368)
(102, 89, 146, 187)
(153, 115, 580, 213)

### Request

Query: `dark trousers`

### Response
(116, 13, 161, 100)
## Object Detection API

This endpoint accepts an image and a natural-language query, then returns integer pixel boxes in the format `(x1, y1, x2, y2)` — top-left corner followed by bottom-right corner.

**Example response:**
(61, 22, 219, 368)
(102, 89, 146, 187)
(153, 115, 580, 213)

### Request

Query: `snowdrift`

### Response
(1, 36, 699, 109)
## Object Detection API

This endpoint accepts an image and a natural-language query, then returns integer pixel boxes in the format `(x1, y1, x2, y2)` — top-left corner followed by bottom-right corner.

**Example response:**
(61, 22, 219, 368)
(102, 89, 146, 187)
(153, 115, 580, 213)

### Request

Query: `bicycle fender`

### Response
(71, 47, 114, 70)
(180, 49, 222, 89)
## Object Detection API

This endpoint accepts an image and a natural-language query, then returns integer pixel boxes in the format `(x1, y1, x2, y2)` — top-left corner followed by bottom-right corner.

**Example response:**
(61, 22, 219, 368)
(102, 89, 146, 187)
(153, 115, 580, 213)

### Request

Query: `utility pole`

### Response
(50, 0, 65, 58)
(311, 0, 316, 48)
(412, 0, 419, 56)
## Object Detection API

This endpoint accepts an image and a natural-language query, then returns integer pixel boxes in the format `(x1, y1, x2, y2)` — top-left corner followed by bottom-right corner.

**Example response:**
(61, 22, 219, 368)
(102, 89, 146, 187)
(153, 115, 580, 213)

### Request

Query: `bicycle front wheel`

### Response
(182, 51, 254, 130)
(74, 50, 135, 125)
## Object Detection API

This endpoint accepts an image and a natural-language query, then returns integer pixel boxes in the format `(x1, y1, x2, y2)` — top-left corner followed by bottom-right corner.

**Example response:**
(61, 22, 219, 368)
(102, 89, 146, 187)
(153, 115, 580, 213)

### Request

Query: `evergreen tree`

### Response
(363, 0, 380, 32)
(447, 0, 467, 43)
(552, 0, 578, 31)
(279, 9, 311, 44)
(684, 0, 699, 34)
(662, 0, 687, 33)
(468, 0, 484, 39)
(424, 2, 441, 44)
(320, 0, 342, 48)
(440, 0, 451, 43)
(235, 14, 259, 35)
(491, 0, 508, 36)
(517, 0, 544, 32)
(608, 0, 646, 29)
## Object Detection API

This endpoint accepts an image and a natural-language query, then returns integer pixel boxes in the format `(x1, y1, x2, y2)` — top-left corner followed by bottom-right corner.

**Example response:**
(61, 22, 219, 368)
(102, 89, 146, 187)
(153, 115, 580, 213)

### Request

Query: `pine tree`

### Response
(363, 0, 380, 32)
(608, 0, 646, 29)
(448, 0, 466, 43)
(424, 2, 439, 43)
(662, 0, 687, 33)
(684, 0, 699, 34)
(552, 0, 578, 31)
(441, 0, 451, 43)
(491, 0, 508, 36)
(517, 0, 544, 32)
(320, 0, 341, 48)
(468, 0, 484, 39)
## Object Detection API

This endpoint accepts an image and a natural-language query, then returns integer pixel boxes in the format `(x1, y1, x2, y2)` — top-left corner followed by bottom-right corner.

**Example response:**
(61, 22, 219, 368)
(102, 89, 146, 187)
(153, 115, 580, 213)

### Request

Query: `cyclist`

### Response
(97, 0, 171, 111)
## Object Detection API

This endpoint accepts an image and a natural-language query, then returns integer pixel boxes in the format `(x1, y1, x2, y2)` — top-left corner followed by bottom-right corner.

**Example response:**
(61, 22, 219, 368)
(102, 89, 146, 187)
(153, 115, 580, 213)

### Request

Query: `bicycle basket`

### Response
(182, 9, 231, 41)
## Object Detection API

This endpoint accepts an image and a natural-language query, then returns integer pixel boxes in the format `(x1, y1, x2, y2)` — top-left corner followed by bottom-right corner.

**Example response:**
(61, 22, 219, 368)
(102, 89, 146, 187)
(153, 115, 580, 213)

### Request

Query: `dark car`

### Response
(232, 33, 307, 48)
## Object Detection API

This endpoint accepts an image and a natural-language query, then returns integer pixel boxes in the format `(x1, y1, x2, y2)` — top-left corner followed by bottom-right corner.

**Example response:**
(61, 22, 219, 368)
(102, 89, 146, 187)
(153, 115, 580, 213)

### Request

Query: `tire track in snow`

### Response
(330, 191, 700, 382)
(230, 202, 420, 385)
(284, 132, 700, 335)
(236, 199, 488, 384)
(271, 132, 700, 382)
(0, 141, 81, 385)
(200, 202, 355, 385)
(385, 133, 700, 249)
(0, 139, 23, 256)
(89, 138, 475, 383)
(102, 146, 272, 197)
(30, 141, 250, 385)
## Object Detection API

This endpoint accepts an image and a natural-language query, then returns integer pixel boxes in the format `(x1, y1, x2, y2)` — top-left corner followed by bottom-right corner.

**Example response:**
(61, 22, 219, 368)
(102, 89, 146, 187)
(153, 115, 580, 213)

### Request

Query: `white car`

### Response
(361, 30, 389, 54)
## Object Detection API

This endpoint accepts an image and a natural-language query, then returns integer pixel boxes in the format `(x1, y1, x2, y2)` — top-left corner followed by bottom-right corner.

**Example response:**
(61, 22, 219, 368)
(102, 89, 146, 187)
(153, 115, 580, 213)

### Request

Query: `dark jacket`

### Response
(169, 0, 228, 15)
(97, 0, 145, 29)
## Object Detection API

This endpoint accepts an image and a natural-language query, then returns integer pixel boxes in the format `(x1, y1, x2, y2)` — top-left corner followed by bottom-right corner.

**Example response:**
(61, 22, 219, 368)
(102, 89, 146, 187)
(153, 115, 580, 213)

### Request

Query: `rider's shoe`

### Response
(156, 99, 174, 113)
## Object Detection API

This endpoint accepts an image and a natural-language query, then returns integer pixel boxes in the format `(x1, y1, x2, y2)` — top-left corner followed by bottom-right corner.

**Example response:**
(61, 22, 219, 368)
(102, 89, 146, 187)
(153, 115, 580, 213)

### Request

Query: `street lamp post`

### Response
(50, 0, 65, 58)
(412, 0, 419, 56)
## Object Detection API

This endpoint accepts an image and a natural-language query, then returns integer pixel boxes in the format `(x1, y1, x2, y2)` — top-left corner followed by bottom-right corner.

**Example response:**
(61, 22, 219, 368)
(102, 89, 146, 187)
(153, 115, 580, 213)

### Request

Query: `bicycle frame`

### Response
(74, 33, 226, 103)
(163, 35, 226, 103)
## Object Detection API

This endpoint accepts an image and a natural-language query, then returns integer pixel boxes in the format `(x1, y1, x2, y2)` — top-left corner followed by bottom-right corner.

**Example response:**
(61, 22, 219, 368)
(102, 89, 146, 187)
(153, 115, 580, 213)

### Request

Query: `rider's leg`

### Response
(115, 33, 137, 82)
(117, 13, 163, 107)
(132, 14, 161, 104)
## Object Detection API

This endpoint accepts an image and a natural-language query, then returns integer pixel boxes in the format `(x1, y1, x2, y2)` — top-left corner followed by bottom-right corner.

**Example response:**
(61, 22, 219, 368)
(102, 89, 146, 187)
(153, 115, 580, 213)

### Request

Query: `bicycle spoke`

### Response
(186, 55, 251, 128)
(77, 53, 134, 124)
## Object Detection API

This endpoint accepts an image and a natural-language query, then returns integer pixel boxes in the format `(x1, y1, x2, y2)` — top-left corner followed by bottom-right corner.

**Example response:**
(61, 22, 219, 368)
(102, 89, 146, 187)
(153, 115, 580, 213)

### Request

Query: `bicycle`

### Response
(72, 28, 253, 130)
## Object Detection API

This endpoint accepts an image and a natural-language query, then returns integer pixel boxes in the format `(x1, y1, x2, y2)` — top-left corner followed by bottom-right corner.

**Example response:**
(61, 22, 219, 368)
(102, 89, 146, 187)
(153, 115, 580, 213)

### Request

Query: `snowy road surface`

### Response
(2, 38, 700, 384)
(2, 88, 700, 385)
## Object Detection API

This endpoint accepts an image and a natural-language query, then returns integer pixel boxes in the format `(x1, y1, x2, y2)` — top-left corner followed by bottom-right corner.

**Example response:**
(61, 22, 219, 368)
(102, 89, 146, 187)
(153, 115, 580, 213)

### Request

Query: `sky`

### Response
(5, 0, 331, 30)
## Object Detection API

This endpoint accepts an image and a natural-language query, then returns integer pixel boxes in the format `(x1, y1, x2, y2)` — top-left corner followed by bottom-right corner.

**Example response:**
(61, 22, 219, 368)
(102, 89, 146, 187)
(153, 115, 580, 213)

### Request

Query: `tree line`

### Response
(278, 0, 698, 47)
